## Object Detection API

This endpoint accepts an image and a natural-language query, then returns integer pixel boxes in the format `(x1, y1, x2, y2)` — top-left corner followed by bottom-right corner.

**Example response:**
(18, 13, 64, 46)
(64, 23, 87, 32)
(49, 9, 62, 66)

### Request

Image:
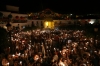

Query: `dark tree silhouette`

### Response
(8, 14, 12, 19)
(0, 12, 3, 18)
(0, 27, 9, 53)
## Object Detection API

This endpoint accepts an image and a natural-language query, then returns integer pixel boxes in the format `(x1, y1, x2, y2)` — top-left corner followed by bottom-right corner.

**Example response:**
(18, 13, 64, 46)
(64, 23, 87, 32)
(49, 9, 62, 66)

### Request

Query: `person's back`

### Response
(92, 54, 99, 66)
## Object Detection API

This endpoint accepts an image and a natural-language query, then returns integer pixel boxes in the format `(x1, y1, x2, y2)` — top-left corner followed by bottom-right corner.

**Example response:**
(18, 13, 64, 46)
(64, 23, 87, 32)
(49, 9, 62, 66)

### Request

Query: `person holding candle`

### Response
(2, 57, 9, 66)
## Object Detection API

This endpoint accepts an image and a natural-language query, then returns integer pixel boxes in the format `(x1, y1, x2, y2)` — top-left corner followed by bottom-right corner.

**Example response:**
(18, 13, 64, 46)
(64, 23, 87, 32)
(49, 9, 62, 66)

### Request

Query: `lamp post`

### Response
(6, 22, 12, 53)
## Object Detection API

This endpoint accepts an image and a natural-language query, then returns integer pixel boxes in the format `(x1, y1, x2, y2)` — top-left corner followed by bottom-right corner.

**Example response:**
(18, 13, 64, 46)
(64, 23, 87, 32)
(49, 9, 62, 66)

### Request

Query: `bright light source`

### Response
(70, 14, 72, 15)
(44, 21, 54, 29)
(23, 26, 25, 29)
(46, 22, 48, 26)
(89, 19, 95, 24)
(3, 26, 7, 29)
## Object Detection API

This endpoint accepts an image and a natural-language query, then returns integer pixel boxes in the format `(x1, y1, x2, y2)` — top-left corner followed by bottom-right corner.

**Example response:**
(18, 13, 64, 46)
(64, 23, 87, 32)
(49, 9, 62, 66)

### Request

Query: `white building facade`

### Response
(0, 11, 99, 29)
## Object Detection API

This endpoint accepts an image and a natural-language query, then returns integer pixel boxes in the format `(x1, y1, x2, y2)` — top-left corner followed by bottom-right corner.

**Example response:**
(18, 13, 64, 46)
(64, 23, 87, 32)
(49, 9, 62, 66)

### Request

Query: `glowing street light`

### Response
(70, 14, 72, 16)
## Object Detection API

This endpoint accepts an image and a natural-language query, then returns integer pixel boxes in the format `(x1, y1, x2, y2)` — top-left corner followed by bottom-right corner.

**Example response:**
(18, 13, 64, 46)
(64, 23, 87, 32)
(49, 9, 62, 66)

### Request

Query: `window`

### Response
(41, 21, 43, 26)
(36, 21, 38, 26)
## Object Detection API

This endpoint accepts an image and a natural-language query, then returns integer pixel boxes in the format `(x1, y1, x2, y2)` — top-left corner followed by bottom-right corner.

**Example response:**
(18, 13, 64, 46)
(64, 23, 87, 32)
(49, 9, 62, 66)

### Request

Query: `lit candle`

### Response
(60, 51, 61, 53)
(18, 53, 21, 56)
(20, 61, 22, 65)
(63, 53, 65, 55)
(71, 50, 73, 53)
(25, 53, 27, 56)
(54, 48, 56, 50)
(95, 40, 97, 44)
(87, 61, 89, 64)
(88, 53, 90, 56)
(7, 62, 9, 66)
(94, 51, 97, 53)
(12, 54, 15, 58)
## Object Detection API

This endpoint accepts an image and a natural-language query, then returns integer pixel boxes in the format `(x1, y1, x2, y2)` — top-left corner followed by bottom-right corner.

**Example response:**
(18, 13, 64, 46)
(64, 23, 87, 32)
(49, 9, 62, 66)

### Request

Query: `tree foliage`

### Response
(0, 12, 3, 18)
(0, 27, 9, 53)
(8, 14, 12, 19)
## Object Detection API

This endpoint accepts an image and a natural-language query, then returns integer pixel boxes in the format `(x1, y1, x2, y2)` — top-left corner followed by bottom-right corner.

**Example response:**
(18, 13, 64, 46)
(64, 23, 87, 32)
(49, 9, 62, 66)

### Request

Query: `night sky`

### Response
(0, 0, 99, 14)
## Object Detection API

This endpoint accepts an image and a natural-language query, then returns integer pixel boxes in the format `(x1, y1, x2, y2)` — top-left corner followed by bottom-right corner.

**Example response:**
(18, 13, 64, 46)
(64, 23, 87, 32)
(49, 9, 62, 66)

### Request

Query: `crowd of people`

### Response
(0, 29, 100, 66)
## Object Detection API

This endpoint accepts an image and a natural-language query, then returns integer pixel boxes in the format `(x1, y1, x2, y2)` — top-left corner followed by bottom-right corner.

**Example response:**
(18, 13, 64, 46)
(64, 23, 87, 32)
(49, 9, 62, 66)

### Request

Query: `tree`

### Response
(0, 27, 9, 53)
(0, 12, 3, 18)
(8, 14, 12, 19)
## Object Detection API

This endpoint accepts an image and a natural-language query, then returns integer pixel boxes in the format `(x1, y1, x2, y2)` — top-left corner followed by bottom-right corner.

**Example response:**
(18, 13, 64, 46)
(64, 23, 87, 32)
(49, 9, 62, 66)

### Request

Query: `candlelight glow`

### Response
(44, 21, 54, 29)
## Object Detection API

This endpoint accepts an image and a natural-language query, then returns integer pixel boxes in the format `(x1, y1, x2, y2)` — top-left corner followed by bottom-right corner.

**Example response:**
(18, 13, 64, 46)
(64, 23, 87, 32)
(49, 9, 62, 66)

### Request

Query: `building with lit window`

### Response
(0, 9, 100, 29)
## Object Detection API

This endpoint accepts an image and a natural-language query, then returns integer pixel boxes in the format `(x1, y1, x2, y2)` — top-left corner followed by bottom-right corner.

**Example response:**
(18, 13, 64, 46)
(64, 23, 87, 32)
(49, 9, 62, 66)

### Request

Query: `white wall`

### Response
(27, 20, 44, 27)
(0, 11, 99, 29)
(53, 20, 75, 24)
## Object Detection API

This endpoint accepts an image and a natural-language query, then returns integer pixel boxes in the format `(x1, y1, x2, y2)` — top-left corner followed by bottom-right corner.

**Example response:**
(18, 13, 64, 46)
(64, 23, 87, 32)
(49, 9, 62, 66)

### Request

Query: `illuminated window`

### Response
(46, 22, 48, 26)
(44, 21, 54, 29)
